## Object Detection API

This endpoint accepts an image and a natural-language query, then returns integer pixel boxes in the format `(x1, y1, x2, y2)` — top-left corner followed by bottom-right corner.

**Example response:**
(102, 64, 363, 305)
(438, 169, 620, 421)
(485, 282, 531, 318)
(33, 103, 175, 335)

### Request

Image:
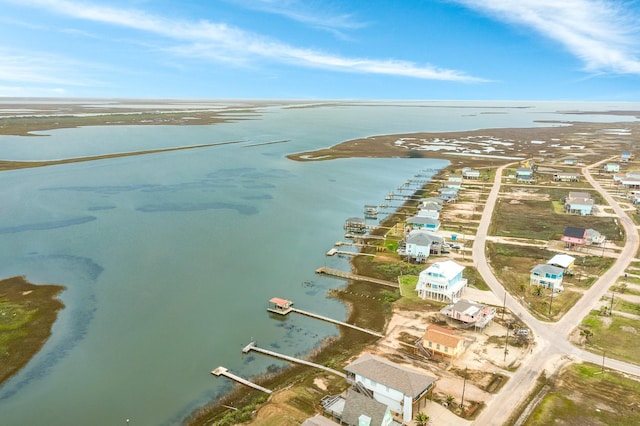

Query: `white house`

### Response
(461, 167, 481, 179)
(344, 353, 436, 423)
(416, 260, 468, 302)
(416, 205, 440, 220)
(565, 192, 594, 215)
(406, 216, 440, 231)
(530, 264, 565, 292)
(547, 254, 576, 272)
(604, 163, 620, 173)
(402, 230, 444, 262)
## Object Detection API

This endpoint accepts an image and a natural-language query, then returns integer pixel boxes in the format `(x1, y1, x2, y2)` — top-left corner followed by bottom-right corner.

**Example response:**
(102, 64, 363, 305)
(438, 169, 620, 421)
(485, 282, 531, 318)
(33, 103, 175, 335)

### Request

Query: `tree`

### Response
(415, 412, 431, 426)
(446, 394, 455, 407)
(580, 328, 594, 344)
(533, 285, 544, 297)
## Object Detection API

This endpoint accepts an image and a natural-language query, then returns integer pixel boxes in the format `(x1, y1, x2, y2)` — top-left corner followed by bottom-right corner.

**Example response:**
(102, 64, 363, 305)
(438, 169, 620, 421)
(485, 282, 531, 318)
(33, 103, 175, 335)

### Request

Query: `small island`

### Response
(0, 276, 65, 387)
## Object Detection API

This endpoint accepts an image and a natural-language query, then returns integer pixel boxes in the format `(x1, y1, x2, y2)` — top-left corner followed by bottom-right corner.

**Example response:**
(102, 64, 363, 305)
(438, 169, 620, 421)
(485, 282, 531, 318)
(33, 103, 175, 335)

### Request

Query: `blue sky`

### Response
(2, 0, 640, 100)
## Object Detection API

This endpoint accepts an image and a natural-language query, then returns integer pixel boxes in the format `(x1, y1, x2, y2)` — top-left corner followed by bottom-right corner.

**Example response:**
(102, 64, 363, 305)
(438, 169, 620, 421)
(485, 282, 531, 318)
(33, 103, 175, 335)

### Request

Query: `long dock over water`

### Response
(242, 342, 346, 378)
(211, 366, 272, 394)
(315, 267, 399, 288)
(291, 308, 384, 338)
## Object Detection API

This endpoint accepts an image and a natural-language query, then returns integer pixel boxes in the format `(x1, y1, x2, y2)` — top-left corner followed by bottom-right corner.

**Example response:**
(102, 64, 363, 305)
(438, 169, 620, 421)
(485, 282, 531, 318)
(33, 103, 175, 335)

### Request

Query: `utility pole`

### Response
(502, 291, 507, 320)
(504, 324, 510, 362)
(548, 290, 554, 315)
(602, 350, 606, 374)
(610, 291, 616, 315)
(460, 367, 467, 408)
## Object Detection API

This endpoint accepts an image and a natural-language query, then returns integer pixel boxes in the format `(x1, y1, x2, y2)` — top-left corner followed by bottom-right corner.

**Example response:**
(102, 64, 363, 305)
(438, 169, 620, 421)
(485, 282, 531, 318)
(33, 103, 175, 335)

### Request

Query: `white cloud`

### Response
(13, 0, 484, 82)
(0, 49, 101, 86)
(451, 0, 640, 74)
(0, 85, 67, 96)
(225, 0, 368, 31)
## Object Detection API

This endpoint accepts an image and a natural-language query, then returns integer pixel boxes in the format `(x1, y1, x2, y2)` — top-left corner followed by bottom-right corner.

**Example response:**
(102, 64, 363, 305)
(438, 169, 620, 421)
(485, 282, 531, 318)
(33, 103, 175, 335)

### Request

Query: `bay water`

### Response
(0, 101, 637, 425)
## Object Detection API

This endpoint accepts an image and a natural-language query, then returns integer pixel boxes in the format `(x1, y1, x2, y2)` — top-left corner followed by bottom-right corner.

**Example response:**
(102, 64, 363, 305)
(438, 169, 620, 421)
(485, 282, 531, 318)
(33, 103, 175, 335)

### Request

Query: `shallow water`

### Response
(0, 101, 637, 425)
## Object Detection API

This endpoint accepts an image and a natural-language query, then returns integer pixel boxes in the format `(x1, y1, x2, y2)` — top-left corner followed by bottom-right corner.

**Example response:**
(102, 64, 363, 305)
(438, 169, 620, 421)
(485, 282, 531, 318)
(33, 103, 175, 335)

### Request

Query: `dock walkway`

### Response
(211, 366, 272, 394)
(315, 267, 399, 288)
(291, 308, 384, 338)
(242, 342, 346, 378)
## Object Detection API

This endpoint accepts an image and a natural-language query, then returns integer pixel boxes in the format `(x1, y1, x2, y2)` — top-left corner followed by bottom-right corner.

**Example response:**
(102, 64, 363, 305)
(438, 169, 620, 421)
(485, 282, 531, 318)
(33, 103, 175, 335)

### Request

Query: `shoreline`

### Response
(0, 276, 65, 387)
(1, 105, 638, 424)
(185, 167, 449, 425)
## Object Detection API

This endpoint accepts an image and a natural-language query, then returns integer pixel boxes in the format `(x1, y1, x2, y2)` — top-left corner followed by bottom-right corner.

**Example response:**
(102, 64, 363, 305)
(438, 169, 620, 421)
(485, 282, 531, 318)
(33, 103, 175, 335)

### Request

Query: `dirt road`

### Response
(471, 159, 640, 425)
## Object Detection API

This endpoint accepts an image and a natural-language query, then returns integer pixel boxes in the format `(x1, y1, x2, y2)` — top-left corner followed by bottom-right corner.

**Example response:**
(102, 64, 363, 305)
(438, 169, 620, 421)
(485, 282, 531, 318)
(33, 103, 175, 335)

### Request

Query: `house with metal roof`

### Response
(461, 167, 481, 179)
(547, 254, 576, 271)
(415, 260, 467, 302)
(406, 216, 440, 231)
(440, 299, 496, 329)
(561, 226, 587, 248)
(343, 353, 436, 423)
(564, 192, 594, 215)
(402, 230, 444, 262)
(604, 162, 620, 173)
(420, 324, 466, 361)
(553, 172, 580, 182)
(530, 264, 565, 292)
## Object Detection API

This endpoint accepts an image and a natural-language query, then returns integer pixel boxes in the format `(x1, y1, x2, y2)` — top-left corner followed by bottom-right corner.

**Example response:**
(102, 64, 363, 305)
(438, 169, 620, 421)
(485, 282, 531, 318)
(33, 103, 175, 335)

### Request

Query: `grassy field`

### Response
(523, 363, 640, 426)
(486, 243, 588, 320)
(490, 195, 621, 242)
(0, 276, 65, 386)
(579, 310, 640, 365)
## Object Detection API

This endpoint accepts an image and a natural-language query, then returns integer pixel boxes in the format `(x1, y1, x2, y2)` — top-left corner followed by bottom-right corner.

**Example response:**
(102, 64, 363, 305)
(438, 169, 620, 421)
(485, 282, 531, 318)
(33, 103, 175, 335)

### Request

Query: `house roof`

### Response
(451, 299, 483, 316)
(422, 324, 465, 348)
(269, 297, 292, 307)
(585, 228, 600, 237)
(406, 230, 443, 246)
(407, 216, 440, 226)
(302, 414, 340, 426)
(341, 389, 389, 426)
(344, 353, 436, 397)
(547, 254, 575, 269)
(568, 191, 591, 200)
(563, 226, 586, 239)
(531, 264, 564, 275)
(567, 198, 593, 207)
(424, 260, 465, 280)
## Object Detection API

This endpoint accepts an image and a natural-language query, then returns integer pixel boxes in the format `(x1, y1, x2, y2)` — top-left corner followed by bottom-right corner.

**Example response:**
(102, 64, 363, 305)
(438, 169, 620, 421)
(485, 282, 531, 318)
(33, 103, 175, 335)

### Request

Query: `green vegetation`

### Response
(579, 310, 640, 364)
(490, 195, 621, 242)
(0, 276, 64, 386)
(523, 363, 640, 426)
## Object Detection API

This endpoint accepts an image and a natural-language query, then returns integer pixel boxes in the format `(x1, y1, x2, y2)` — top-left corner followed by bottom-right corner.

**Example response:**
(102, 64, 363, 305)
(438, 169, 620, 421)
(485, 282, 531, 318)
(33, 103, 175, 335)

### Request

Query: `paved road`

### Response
(471, 160, 640, 425)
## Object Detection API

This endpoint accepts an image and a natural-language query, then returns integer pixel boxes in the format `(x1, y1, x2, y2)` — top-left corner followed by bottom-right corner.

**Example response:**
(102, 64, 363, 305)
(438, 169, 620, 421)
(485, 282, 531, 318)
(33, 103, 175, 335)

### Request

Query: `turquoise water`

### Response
(0, 101, 637, 425)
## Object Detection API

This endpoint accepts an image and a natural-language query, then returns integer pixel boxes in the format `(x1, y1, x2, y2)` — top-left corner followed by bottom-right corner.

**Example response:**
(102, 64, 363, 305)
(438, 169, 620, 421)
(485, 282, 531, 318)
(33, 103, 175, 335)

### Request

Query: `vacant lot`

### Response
(578, 310, 640, 365)
(523, 363, 640, 426)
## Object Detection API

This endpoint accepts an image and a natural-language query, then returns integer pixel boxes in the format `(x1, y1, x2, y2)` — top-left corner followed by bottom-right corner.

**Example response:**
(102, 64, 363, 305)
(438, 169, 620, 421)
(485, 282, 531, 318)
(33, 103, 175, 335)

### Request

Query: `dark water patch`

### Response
(87, 205, 116, 211)
(241, 182, 276, 189)
(241, 194, 272, 200)
(0, 216, 96, 234)
(0, 254, 103, 400)
(136, 202, 258, 215)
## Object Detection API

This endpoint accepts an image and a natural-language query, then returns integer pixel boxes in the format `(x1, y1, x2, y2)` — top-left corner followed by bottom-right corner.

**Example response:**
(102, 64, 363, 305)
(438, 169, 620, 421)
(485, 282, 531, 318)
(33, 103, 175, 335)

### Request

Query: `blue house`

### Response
(530, 264, 564, 292)
(406, 216, 441, 231)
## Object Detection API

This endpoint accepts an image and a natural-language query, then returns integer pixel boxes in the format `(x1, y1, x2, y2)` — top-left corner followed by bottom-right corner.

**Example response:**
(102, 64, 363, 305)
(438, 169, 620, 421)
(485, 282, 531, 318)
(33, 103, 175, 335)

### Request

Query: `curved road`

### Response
(471, 160, 640, 425)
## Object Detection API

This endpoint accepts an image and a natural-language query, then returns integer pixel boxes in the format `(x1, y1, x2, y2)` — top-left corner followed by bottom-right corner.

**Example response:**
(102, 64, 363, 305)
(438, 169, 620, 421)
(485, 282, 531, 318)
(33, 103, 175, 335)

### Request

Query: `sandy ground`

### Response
(364, 301, 534, 425)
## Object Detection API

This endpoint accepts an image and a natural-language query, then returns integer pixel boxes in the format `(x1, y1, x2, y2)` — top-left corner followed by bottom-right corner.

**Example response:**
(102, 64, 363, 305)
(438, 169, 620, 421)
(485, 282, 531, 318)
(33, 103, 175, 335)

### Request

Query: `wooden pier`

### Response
(291, 308, 384, 338)
(242, 342, 346, 378)
(315, 267, 399, 288)
(211, 366, 272, 394)
(326, 249, 375, 257)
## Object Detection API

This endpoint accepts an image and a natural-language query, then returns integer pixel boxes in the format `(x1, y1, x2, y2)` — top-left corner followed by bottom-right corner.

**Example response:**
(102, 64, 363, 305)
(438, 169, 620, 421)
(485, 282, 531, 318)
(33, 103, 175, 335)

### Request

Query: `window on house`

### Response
(436, 344, 440, 350)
